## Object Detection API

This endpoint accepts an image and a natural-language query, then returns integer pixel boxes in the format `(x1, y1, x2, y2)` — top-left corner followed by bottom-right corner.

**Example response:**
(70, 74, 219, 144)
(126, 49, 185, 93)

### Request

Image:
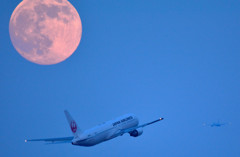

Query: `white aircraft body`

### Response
(26, 110, 164, 146)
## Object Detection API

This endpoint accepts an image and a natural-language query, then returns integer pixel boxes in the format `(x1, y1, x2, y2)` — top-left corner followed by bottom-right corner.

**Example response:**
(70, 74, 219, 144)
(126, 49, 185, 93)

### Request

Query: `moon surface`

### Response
(9, 0, 82, 65)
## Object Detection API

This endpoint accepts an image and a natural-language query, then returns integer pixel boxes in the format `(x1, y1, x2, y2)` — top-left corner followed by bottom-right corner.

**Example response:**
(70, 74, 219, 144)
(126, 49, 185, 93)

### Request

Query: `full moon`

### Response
(9, 0, 82, 65)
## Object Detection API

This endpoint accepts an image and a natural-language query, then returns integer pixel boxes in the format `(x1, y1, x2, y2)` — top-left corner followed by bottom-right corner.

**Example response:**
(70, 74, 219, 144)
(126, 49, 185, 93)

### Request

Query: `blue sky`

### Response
(1, 0, 240, 156)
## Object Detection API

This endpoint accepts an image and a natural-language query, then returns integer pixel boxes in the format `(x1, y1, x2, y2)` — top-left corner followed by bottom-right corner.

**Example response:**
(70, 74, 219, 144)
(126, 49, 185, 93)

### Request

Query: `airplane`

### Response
(203, 120, 230, 127)
(25, 110, 164, 146)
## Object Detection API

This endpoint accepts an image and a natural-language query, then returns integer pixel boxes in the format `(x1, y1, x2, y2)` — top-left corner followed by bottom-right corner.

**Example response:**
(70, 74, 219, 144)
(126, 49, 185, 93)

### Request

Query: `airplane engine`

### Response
(129, 128, 143, 137)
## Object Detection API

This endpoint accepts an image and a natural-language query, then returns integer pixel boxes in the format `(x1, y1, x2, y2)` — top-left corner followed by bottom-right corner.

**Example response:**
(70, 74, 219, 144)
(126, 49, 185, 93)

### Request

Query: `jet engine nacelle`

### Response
(129, 128, 143, 137)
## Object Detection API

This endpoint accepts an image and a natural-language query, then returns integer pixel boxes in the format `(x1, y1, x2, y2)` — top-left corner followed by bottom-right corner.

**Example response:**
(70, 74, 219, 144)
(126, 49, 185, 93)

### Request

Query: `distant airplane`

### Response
(25, 110, 164, 146)
(203, 121, 230, 127)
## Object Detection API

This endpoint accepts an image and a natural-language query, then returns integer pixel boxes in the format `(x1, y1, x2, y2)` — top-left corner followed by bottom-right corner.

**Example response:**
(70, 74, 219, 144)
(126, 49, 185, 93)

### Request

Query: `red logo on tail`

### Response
(71, 121, 77, 133)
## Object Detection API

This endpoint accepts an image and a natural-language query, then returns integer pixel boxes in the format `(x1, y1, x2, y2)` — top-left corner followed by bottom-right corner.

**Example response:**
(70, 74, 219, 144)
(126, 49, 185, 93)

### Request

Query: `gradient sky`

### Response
(1, 0, 240, 157)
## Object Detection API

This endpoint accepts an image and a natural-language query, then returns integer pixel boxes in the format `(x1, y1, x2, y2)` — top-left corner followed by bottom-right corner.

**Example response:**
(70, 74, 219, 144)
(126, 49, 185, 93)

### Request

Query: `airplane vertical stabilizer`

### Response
(64, 110, 82, 138)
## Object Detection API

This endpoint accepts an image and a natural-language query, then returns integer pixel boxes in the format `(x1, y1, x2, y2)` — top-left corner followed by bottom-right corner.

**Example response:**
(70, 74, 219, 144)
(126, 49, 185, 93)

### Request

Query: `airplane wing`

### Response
(25, 136, 74, 144)
(119, 118, 164, 135)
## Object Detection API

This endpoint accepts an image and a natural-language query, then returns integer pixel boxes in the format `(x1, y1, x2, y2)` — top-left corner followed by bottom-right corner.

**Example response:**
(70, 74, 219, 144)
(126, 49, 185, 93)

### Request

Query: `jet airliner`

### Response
(25, 110, 164, 146)
(203, 120, 230, 127)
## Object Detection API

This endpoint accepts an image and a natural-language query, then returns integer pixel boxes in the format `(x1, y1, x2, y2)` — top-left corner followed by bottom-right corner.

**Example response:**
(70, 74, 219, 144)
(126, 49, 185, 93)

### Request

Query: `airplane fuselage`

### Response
(72, 114, 139, 146)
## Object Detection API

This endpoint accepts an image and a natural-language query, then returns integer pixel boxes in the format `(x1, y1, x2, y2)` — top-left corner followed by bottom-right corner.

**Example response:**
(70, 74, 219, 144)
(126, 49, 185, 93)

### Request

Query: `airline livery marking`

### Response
(112, 116, 133, 126)
(71, 121, 77, 133)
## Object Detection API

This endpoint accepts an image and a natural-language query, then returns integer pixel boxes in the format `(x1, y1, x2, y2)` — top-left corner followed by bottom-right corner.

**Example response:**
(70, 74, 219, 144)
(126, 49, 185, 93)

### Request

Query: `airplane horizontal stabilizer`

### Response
(25, 136, 74, 143)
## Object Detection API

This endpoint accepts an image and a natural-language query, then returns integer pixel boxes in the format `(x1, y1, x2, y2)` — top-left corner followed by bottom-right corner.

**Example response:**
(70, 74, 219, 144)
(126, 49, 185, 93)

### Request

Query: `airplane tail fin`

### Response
(64, 110, 82, 138)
